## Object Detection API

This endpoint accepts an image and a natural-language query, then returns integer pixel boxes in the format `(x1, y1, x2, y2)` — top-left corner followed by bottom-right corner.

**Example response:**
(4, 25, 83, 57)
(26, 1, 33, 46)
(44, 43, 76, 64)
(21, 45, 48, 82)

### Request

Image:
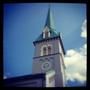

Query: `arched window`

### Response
(48, 46, 52, 54)
(43, 47, 47, 55)
(41, 45, 52, 56)
(41, 45, 47, 56)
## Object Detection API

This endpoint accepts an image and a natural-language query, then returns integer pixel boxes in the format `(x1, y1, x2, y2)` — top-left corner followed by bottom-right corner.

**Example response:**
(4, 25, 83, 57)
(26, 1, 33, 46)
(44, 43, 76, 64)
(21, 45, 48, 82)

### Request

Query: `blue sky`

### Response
(3, 3, 86, 86)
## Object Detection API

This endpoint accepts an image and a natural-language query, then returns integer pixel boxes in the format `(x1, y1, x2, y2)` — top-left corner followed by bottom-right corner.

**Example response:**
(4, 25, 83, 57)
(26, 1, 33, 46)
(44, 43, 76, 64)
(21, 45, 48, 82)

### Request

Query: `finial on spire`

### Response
(44, 3, 55, 30)
(48, 3, 50, 9)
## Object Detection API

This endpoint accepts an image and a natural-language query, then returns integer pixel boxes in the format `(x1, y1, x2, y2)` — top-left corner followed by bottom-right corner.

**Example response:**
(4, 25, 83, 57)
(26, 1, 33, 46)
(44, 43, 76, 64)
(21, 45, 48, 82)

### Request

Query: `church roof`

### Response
(35, 29, 60, 41)
(4, 73, 46, 87)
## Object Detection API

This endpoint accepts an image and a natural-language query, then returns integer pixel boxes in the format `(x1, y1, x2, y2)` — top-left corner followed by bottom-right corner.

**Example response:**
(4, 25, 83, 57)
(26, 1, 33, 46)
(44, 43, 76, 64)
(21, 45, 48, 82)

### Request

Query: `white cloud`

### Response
(80, 43, 87, 56)
(66, 72, 86, 83)
(64, 19, 87, 84)
(65, 47, 87, 83)
(81, 19, 87, 38)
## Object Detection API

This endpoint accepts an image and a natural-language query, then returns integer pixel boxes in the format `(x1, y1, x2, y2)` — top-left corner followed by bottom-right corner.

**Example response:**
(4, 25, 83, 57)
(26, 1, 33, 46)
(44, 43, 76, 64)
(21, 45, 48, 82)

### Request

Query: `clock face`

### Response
(41, 61, 51, 71)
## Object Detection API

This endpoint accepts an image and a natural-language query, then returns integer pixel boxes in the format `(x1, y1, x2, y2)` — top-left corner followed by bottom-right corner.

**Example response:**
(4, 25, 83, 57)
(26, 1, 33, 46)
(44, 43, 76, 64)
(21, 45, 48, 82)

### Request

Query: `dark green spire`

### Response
(44, 5, 55, 30)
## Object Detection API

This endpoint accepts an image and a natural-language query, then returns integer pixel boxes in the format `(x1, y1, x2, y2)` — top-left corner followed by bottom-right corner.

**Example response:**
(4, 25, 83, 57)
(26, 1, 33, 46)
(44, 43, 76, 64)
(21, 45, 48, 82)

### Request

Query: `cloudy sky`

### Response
(64, 19, 87, 86)
(3, 3, 86, 86)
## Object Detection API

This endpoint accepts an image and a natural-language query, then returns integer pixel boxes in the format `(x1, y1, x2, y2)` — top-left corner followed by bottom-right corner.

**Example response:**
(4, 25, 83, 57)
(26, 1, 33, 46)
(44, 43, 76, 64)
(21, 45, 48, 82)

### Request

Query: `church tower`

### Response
(32, 6, 66, 87)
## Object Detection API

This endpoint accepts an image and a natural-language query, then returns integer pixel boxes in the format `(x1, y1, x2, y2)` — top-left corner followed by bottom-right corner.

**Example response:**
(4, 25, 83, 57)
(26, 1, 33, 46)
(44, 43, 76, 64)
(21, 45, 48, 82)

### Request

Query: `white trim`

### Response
(43, 32, 45, 38)
(48, 31, 50, 37)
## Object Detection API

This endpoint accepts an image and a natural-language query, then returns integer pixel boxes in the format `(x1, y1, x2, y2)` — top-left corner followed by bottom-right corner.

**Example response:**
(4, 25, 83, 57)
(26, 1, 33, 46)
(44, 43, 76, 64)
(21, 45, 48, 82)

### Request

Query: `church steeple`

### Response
(33, 5, 66, 87)
(44, 5, 55, 30)
(33, 4, 65, 55)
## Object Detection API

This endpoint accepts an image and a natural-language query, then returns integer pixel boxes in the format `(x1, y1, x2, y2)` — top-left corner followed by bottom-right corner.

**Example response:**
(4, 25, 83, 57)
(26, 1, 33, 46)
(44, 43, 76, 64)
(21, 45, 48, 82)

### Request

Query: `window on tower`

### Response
(45, 31, 48, 38)
(41, 45, 52, 56)
(43, 47, 47, 55)
(48, 46, 52, 54)
(43, 27, 50, 39)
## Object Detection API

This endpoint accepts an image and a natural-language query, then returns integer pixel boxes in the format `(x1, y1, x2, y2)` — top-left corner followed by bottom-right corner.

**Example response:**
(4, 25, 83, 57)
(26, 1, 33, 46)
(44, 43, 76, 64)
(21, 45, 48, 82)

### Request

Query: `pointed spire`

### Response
(48, 3, 50, 10)
(44, 4, 55, 30)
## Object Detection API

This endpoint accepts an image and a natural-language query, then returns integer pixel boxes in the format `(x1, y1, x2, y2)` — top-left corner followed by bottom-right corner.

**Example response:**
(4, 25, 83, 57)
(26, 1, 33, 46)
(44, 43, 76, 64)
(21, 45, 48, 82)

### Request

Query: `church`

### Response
(4, 6, 66, 87)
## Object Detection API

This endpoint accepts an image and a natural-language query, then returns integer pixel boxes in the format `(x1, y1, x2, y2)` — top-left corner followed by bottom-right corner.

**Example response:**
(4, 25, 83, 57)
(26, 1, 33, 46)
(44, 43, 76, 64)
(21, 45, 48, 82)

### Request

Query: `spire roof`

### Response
(44, 6, 55, 30)
(34, 6, 59, 42)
